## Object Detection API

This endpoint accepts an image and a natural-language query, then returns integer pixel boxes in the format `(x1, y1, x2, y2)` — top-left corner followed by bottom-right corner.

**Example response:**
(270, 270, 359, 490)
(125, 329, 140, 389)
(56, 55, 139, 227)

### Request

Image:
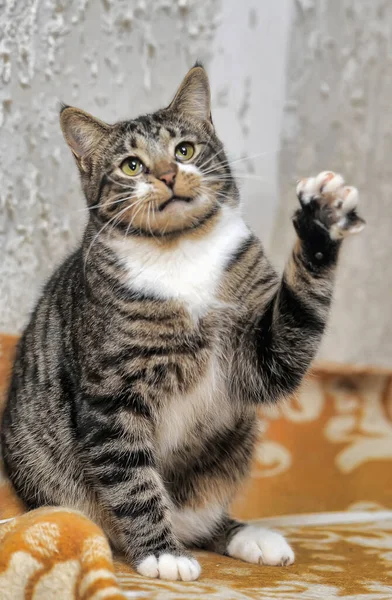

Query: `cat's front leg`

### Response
(79, 402, 201, 581)
(230, 170, 365, 405)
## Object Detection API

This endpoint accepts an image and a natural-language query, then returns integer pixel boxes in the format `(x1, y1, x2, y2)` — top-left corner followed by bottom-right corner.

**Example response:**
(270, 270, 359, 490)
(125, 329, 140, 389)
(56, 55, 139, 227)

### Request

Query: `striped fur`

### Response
(1, 67, 364, 581)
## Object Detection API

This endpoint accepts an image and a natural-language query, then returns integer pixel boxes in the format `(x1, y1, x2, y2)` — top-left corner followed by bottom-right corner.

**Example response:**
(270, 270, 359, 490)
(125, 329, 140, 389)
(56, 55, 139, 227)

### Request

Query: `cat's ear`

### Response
(60, 106, 110, 170)
(167, 64, 212, 123)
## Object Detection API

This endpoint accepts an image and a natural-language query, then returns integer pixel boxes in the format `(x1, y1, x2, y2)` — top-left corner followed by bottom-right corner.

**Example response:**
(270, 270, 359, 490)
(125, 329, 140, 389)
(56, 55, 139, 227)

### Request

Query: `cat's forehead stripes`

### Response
(112, 120, 196, 164)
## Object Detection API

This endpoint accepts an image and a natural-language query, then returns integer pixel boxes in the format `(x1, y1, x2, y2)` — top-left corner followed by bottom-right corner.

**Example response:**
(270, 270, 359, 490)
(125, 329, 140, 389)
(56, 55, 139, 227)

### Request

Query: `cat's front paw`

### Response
(295, 171, 365, 240)
(227, 525, 294, 566)
(136, 553, 201, 581)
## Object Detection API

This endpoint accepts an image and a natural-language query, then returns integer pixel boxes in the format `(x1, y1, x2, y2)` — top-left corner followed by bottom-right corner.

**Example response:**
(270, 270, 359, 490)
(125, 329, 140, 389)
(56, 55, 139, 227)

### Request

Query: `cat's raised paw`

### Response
(296, 171, 365, 240)
(227, 525, 295, 566)
(136, 553, 201, 581)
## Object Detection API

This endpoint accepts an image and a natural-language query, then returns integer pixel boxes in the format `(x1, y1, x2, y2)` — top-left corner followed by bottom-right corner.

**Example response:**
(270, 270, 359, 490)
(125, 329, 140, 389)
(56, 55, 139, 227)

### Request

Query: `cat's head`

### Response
(60, 65, 238, 241)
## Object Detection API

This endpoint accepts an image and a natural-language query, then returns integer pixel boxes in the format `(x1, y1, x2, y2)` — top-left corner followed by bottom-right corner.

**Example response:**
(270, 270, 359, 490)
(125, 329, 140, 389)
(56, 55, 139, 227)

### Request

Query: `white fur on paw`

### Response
(136, 554, 201, 581)
(296, 171, 364, 239)
(227, 526, 294, 567)
(296, 171, 346, 204)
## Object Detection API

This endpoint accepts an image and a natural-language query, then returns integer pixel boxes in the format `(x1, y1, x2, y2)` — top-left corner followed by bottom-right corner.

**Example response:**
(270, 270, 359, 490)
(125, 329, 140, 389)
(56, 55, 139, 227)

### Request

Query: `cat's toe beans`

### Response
(137, 554, 201, 581)
(341, 185, 359, 212)
(316, 171, 344, 194)
(296, 171, 345, 203)
(296, 177, 317, 203)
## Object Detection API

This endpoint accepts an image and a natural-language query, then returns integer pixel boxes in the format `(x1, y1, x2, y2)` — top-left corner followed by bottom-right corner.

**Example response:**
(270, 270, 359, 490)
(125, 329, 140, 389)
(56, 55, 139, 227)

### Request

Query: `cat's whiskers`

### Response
(194, 132, 215, 169)
(198, 185, 228, 206)
(107, 175, 134, 190)
(125, 197, 151, 238)
(74, 191, 137, 215)
(83, 203, 137, 275)
(201, 149, 280, 176)
(204, 173, 267, 183)
(122, 197, 147, 239)
(146, 201, 160, 244)
(197, 147, 225, 173)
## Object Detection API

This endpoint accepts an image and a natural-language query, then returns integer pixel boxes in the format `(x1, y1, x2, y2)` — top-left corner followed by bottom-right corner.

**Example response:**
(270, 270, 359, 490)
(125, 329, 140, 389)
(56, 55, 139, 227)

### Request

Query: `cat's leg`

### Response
(79, 403, 201, 581)
(230, 171, 365, 405)
(197, 515, 294, 567)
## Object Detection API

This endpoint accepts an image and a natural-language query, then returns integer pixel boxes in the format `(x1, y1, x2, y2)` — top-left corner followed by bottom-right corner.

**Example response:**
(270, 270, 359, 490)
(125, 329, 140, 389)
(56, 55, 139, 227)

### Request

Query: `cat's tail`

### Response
(0, 507, 126, 599)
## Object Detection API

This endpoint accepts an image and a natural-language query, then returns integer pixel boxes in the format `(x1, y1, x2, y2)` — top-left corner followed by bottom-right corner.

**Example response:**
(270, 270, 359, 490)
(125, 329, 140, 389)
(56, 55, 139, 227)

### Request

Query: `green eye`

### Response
(121, 157, 144, 177)
(175, 142, 195, 161)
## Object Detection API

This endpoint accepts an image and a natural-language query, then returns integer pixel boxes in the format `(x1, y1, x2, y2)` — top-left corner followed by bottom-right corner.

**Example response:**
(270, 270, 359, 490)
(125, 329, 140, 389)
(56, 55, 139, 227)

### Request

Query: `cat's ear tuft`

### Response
(60, 106, 110, 167)
(167, 65, 212, 123)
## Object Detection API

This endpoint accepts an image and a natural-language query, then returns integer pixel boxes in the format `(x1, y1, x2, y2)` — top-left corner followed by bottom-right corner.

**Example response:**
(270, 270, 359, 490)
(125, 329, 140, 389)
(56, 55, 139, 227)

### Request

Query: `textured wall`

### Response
(0, 0, 291, 332)
(272, 0, 392, 368)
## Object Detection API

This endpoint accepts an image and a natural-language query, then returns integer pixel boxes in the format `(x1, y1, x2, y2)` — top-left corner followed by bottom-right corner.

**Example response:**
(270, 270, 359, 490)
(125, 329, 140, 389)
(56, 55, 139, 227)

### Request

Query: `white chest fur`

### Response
(109, 207, 250, 319)
(155, 356, 233, 458)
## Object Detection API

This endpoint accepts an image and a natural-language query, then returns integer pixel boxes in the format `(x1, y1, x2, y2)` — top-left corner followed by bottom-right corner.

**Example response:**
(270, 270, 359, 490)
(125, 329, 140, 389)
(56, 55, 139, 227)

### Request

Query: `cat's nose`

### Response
(159, 171, 176, 188)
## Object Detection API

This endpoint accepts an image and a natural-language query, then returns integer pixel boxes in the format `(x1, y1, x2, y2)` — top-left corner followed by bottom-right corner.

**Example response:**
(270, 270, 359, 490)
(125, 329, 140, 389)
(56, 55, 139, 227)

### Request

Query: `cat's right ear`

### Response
(60, 106, 110, 171)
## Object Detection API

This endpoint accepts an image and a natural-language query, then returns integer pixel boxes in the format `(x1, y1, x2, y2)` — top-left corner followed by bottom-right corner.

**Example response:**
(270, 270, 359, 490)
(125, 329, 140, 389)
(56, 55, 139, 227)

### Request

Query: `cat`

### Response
(1, 64, 365, 581)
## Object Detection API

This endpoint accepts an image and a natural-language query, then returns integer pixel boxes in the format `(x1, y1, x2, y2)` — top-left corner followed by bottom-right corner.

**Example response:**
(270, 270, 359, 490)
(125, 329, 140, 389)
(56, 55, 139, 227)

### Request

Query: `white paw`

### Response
(296, 171, 365, 240)
(227, 525, 294, 567)
(136, 553, 201, 581)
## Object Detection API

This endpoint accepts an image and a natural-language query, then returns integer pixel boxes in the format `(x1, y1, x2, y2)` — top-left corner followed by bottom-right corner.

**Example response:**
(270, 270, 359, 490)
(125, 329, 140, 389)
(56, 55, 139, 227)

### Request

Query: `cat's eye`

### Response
(175, 142, 195, 161)
(121, 157, 144, 177)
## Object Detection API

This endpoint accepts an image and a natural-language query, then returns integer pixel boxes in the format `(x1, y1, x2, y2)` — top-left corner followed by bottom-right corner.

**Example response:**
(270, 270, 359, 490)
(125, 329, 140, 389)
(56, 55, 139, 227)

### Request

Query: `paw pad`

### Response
(296, 171, 365, 240)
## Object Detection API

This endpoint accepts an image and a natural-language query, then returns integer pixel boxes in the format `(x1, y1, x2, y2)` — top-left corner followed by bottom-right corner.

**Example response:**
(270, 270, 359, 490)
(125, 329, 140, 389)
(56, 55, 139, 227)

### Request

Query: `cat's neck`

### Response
(103, 206, 250, 319)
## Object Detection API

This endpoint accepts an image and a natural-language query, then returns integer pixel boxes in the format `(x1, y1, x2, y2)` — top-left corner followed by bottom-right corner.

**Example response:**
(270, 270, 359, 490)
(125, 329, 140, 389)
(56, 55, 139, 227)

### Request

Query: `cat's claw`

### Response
(136, 553, 201, 581)
(296, 171, 365, 240)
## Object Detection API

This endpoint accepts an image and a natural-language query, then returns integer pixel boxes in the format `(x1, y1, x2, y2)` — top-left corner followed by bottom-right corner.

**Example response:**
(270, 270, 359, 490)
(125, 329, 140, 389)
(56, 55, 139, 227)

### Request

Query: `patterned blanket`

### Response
(1, 334, 392, 599)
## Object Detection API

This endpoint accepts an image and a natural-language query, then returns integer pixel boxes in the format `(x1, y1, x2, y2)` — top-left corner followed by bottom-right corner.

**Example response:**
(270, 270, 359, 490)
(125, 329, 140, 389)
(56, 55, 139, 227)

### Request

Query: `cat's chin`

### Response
(141, 193, 217, 235)
(157, 195, 194, 212)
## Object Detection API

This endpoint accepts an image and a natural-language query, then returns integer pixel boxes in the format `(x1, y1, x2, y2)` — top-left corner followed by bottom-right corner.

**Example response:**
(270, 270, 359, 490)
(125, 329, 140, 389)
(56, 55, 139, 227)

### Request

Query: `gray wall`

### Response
(0, 0, 291, 333)
(1, 1, 389, 369)
(272, 0, 392, 368)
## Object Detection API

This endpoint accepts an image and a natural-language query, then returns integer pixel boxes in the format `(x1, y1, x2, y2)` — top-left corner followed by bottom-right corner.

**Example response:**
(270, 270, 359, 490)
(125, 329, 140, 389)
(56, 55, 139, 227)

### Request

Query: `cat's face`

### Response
(61, 66, 238, 239)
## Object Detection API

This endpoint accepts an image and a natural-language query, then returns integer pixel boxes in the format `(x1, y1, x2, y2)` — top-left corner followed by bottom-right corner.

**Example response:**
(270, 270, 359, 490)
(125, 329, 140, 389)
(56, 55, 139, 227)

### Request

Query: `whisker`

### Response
(123, 198, 147, 239)
(106, 175, 133, 190)
(197, 147, 225, 173)
(149, 203, 159, 242)
(201, 149, 280, 176)
(203, 173, 267, 182)
(83, 204, 134, 275)
(81, 197, 132, 214)
(195, 133, 215, 169)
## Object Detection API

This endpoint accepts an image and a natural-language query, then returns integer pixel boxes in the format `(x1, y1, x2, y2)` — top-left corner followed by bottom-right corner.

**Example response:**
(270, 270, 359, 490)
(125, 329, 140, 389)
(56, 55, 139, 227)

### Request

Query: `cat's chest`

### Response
(156, 356, 233, 459)
(109, 209, 250, 319)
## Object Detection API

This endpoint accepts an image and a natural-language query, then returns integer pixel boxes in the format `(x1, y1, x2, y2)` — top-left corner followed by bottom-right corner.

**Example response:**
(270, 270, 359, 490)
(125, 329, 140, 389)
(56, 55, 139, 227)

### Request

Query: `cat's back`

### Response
(3, 247, 84, 416)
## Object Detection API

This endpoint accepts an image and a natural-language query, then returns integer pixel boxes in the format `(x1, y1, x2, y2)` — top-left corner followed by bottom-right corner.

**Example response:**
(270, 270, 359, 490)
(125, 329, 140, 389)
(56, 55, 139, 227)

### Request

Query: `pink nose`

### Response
(159, 171, 176, 187)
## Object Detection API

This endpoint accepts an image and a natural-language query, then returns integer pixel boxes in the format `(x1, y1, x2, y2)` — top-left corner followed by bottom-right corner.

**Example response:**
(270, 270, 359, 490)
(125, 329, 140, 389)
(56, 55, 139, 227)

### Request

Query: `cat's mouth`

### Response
(157, 196, 193, 212)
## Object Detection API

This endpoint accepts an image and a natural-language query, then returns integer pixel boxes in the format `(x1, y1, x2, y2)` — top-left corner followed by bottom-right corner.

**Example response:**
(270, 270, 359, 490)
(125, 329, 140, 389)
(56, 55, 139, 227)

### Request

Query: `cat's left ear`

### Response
(167, 64, 213, 124)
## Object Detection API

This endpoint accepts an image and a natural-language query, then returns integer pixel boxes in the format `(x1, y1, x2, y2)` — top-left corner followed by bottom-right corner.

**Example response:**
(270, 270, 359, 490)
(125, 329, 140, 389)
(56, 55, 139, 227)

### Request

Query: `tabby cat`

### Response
(1, 65, 365, 581)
